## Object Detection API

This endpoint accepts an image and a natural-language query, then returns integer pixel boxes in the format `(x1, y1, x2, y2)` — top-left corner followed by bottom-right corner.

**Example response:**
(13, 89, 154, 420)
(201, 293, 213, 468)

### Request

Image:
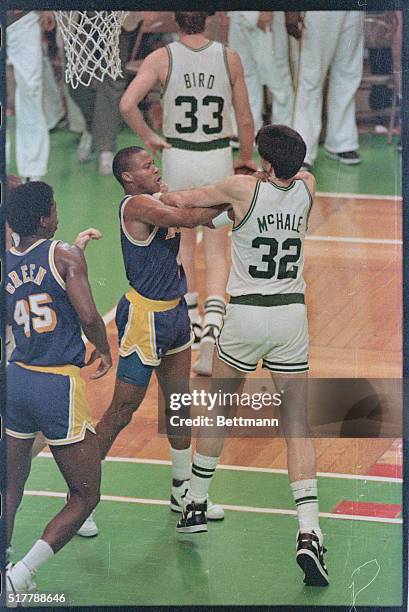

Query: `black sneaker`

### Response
(176, 500, 208, 533)
(296, 531, 329, 587)
(325, 149, 361, 165)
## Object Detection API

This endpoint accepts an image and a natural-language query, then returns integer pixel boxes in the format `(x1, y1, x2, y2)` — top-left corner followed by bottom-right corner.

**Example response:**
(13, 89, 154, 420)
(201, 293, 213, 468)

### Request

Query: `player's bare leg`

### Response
(6, 436, 35, 552)
(95, 379, 148, 459)
(156, 348, 195, 515)
(271, 372, 316, 481)
(177, 354, 243, 532)
(156, 347, 192, 451)
(271, 371, 328, 586)
(194, 226, 229, 376)
(29, 431, 98, 538)
(43, 431, 101, 549)
(31, 432, 47, 458)
(6, 431, 101, 596)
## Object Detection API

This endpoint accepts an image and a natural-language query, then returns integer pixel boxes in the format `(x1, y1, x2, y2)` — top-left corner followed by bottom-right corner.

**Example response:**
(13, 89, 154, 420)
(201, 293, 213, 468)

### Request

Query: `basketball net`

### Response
(55, 11, 129, 89)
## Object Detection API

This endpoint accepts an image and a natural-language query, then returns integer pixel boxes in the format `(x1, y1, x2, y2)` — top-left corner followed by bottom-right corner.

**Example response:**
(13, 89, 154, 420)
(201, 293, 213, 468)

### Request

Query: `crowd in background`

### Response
(5, 10, 402, 182)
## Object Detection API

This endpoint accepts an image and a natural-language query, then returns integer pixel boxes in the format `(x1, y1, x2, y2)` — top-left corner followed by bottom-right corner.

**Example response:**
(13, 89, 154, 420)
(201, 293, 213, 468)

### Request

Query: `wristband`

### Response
(212, 211, 233, 229)
(152, 192, 162, 200)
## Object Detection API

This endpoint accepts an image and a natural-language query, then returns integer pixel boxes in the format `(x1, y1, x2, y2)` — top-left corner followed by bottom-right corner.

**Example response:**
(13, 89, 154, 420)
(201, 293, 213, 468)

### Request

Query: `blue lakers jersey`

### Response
(119, 196, 187, 300)
(6, 239, 86, 367)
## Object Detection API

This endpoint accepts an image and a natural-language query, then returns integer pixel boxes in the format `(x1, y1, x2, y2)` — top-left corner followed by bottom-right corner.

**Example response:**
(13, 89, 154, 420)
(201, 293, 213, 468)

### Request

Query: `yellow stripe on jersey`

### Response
(48, 240, 66, 289)
(119, 288, 180, 365)
(15, 361, 80, 377)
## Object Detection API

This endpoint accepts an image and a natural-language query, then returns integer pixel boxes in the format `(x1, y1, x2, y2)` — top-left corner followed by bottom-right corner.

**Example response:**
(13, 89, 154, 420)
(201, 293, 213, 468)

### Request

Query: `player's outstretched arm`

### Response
(160, 174, 256, 210)
(125, 195, 229, 229)
(55, 243, 112, 378)
(120, 49, 170, 153)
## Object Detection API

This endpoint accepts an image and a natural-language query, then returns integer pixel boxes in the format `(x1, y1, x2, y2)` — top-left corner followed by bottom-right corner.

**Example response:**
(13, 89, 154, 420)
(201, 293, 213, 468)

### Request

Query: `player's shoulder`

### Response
(143, 45, 169, 67)
(224, 46, 242, 66)
(298, 171, 316, 196)
(222, 173, 259, 195)
(54, 241, 85, 265)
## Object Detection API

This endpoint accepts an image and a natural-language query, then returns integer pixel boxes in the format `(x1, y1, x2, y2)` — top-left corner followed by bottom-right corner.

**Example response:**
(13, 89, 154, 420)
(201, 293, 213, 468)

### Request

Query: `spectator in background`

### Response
(228, 11, 294, 146)
(286, 11, 364, 169)
(68, 13, 141, 175)
(6, 11, 55, 182)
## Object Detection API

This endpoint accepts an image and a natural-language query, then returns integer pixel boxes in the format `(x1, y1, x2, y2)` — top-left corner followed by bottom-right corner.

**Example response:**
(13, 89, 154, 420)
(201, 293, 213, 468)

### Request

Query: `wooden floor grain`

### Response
(83, 195, 402, 473)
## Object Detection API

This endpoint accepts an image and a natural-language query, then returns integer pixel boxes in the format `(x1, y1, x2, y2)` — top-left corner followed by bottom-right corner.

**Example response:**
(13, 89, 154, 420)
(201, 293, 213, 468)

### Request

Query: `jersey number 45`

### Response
(14, 293, 57, 337)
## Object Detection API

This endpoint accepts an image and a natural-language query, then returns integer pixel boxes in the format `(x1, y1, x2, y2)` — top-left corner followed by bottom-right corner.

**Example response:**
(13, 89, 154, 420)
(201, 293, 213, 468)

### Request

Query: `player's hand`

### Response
(40, 11, 56, 31)
(159, 192, 185, 208)
(144, 132, 171, 154)
(285, 12, 304, 39)
(75, 228, 102, 251)
(254, 170, 270, 182)
(257, 11, 273, 32)
(293, 170, 311, 181)
(7, 175, 23, 191)
(234, 158, 258, 174)
(86, 349, 112, 379)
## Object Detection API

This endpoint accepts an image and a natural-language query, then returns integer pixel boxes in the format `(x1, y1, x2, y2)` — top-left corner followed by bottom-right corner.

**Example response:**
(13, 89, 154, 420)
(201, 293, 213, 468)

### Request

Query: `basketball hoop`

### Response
(55, 11, 129, 89)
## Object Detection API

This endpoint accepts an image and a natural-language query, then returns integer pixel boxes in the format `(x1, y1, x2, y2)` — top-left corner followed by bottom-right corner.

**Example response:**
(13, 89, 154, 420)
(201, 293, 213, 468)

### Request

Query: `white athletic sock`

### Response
(202, 295, 226, 339)
(188, 452, 220, 503)
(171, 445, 192, 482)
(290, 479, 323, 544)
(21, 539, 54, 575)
(185, 291, 201, 325)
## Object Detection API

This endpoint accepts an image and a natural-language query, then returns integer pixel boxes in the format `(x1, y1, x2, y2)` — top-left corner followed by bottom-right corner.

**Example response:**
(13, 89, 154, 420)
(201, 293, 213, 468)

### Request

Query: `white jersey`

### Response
(227, 179, 312, 297)
(162, 41, 233, 145)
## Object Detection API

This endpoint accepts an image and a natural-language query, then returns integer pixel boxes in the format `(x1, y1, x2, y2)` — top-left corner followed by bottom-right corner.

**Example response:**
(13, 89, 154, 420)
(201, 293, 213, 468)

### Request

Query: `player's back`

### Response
(119, 196, 187, 301)
(228, 179, 313, 298)
(6, 239, 85, 367)
(162, 40, 233, 145)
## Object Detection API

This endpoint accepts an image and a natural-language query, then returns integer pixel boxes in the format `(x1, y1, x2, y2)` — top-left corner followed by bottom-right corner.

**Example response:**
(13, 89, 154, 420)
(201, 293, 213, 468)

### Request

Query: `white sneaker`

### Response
(193, 328, 217, 377)
(6, 561, 37, 607)
(77, 130, 93, 163)
(170, 481, 224, 521)
(77, 513, 99, 537)
(98, 151, 114, 176)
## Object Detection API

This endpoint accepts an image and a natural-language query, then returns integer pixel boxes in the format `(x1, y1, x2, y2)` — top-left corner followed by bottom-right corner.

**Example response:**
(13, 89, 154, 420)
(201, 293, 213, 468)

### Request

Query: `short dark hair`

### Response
(174, 12, 208, 34)
(6, 182, 54, 237)
(256, 125, 306, 180)
(112, 146, 144, 187)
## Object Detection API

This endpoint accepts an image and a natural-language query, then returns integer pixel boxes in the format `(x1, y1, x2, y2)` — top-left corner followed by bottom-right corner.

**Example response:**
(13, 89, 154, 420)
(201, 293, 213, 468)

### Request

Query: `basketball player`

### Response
(120, 11, 256, 376)
(95, 146, 229, 521)
(5, 182, 112, 597)
(159, 125, 328, 587)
